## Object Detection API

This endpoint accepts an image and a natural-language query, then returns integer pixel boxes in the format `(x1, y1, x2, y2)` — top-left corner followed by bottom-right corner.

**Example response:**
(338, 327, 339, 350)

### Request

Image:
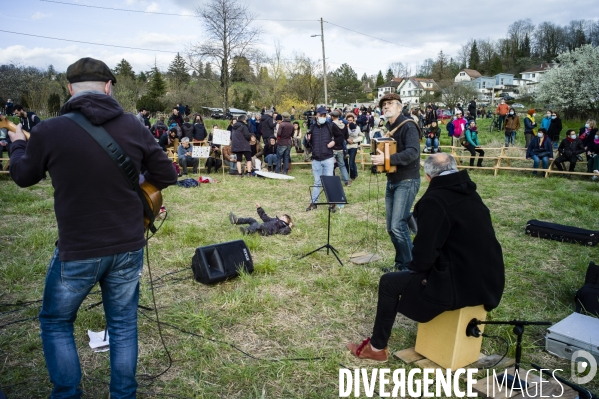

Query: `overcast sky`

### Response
(2, 0, 598, 78)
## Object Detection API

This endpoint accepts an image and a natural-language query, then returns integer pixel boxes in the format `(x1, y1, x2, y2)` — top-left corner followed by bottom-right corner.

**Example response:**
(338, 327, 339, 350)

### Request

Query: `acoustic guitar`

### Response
(0, 115, 30, 140)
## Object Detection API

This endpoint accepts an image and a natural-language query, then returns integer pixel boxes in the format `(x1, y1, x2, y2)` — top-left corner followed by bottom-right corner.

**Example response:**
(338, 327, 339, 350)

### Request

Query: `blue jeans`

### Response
(531, 154, 549, 173)
(347, 147, 359, 179)
(425, 137, 439, 151)
(333, 150, 350, 184)
(264, 153, 277, 169)
(498, 115, 506, 130)
(311, 157, 335, 203)
(276, 145, 291, 173)
(385, 178, 420, 269)
(505, 130, 516, 146)
(40, 247, 143, 399)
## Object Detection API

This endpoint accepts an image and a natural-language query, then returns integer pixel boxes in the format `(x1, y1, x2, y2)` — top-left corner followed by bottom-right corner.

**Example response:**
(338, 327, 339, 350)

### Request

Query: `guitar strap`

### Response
(63, 111, 157, 233)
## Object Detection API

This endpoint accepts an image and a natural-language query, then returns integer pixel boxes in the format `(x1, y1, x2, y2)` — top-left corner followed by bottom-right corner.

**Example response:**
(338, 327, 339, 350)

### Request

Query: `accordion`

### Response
(371, 137, 397, 173)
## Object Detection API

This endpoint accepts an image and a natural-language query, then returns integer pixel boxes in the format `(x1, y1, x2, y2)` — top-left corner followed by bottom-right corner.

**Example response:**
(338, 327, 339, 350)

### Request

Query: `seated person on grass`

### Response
(423, 121, 441, 153)
(250, 134, 263, 170)
(177, 137, 198, 175)
(263, 137, 278, 172)
(526, 128, 554, 175)
(159, 128, 178, 152)
(554, 130, 585, 175)
(345, 153, 504, 362)
(222, 145, 237, 175)
(229, 203, 293, 236)
(205, 145, 222, 173)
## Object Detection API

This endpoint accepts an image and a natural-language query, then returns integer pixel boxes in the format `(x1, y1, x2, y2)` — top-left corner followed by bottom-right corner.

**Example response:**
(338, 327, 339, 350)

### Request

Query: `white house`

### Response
(454, 69, 482, 82)
(376, 78, 403, 99)
(520, 63, 555, 84)
(397, 77, 440, 105)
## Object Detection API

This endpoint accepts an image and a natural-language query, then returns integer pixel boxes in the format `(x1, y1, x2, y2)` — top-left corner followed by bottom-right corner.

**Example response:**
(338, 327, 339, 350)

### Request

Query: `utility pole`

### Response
(320, 18, 327, 106)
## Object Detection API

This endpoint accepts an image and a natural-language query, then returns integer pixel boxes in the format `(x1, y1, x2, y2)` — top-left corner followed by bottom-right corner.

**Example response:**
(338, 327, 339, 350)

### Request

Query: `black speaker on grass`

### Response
(191, 240, 253, 284)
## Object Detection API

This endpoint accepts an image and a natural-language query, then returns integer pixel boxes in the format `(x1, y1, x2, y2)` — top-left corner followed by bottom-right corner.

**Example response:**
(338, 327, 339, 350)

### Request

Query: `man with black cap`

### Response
(260, 110, 276, 145)
(7, 57, 177, 398)
(371, 93, 421, 272)
(305, 106, 335, 211)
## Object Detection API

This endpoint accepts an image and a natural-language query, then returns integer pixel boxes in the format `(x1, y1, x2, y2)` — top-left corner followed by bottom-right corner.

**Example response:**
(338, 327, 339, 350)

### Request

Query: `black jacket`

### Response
(260, 114, 276, 139)
(468, 101, 477, 116)
(386, 115, 421, 182)
(150, 120, 168, 138)
(307, 122, 334, 161)
(397, 171, 505, 323)
(331, 121, 348, 151)
(558, 138, 585, 158)
(231, 121, 251, 153)
(547, 118, 563, 139)
(579, 127, 598, 148)
(181, 122, 194, 140)
(193, 123, 207, 141)
(9, 92, 177, 261)
(168, 113, 183, 127)
(255, 207, 291, 236)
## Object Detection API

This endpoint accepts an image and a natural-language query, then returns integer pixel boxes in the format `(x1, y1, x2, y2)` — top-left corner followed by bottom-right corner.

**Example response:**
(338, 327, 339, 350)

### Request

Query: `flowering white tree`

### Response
(536, 45, 599, 118)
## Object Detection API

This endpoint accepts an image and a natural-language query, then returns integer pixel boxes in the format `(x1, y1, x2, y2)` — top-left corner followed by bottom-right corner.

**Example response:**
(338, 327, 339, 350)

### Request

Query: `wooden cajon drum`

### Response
(414, 305, 487, 369)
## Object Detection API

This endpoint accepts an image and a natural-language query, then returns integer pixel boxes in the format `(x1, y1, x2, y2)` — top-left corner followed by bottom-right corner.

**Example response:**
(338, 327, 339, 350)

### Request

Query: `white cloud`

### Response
(31, 12, 51, 20)
(145, 2, 160, 13)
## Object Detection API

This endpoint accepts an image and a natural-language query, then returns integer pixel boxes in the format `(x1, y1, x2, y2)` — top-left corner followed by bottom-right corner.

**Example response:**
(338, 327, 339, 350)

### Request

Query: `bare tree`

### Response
(457, 40, 473, 69)
(190, 0, 261, 111)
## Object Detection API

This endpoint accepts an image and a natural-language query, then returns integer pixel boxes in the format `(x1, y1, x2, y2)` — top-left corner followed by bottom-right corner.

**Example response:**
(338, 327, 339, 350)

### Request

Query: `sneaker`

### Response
(345, 181, 351, 187)
(346, 338, 388, 362)
(229, 212, 237, 225)
(306, 203, 317, 212)
(424, 148, 430, 153)
(239, 227, 247, 235)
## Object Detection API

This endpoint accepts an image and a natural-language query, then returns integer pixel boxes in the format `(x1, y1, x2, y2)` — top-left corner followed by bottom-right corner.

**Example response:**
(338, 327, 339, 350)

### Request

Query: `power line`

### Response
(39, 0, 318, 21)
(323, 21, 437, 55)
(0, 30, 179, 54)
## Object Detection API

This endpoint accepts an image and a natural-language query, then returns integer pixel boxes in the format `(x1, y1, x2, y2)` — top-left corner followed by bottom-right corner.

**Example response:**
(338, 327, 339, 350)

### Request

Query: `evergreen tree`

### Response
(204, 63, 214, 80)
(167, 52, 190, 89)
(385, 68, 394, 81)
(489, 54, 503, 75)
(112, 59, 135, 80)
(468, 41, 480, 71)
(331, 63, 363, 104)
(376, 70, 385, 87)
(137, 71, 147, 83)
(147, 65, 167, 98)
(361, 73, 368, 82)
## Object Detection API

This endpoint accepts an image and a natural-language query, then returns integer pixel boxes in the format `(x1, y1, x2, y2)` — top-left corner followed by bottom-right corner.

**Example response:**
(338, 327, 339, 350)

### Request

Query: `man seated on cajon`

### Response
(346, 153, 505, 362)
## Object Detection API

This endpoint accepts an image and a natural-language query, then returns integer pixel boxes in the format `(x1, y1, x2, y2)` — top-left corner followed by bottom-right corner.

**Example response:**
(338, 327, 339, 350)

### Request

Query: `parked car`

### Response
(436, 109, 452, 120)
(206, 107, 248, 120)
(511, 103, 525, 109)
(498, 93, 515, 101)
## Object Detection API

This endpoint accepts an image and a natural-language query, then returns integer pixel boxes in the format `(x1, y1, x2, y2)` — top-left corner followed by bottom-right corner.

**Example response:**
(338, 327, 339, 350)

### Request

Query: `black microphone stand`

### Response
(466, 319, 552, 389)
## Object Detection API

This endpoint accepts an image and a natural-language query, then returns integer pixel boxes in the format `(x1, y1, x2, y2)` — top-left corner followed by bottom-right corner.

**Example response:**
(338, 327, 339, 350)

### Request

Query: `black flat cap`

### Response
(66, 57, 117, 85)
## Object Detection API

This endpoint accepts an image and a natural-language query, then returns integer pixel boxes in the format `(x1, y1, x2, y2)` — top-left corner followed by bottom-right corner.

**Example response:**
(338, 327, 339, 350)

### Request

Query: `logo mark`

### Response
(571, 350, 597, 385)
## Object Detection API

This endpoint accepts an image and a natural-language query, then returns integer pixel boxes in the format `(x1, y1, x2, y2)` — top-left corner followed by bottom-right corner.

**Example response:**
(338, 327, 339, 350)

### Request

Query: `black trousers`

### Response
(554, 155, 577, 171)
(237, 217, 261, 234)
(179, 156, 198, 174)
(370, 271, 413, 349)
(465, 144, 484, 166)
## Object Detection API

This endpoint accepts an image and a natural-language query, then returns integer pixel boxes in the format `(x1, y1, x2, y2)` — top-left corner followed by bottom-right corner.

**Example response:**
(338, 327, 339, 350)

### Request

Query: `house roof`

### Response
(399, 77, 440, 92)
(521, 63, 555, 73)
(458, 69, 482, 78)
(376, 78, 403, 89)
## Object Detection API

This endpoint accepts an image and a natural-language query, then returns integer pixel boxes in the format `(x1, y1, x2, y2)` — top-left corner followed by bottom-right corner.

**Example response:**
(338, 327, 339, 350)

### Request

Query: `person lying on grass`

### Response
(229, 203, 293, 236)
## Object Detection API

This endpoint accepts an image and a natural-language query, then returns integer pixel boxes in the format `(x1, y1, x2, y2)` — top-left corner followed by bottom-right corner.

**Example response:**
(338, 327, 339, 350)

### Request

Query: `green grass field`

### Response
(1, 116, 598, 398)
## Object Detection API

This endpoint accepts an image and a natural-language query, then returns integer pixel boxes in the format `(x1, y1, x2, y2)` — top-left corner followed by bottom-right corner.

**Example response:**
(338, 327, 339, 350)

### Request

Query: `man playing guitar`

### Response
(7, 57, 177, 398)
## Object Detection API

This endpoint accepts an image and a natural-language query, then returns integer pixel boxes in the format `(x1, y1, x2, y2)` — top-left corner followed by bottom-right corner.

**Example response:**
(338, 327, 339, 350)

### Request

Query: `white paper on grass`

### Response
(88, 329, 110, 352)
(191, 146, 210, 158)
(212, 129, 231, 145)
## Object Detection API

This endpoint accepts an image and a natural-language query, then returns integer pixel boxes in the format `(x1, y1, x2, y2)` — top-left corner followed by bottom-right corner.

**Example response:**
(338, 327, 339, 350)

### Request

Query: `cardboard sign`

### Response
(192, 146, 210, 158)
(212, 128, 231, 145)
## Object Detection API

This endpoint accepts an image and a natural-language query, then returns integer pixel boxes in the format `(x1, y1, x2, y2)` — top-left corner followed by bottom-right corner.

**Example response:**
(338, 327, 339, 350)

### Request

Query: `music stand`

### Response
(299, 175, 348, 266)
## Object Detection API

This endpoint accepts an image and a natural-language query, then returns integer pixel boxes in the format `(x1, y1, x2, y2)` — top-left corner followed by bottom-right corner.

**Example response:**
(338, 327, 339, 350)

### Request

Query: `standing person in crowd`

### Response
(177, 137, 198, 175)
(423, 120, 440, 153)
(524, 109, 537, 147)
(5, 99, 13, 115)
(8, 57, 177, 398)
(541, 110, 552, 131)
(231, 115, 253, 177)
(503, 107, 520, 147)
(263, 137, 278, 172)
(304, 106, 315, 130)
(526, 128, 553, 175)
(14, 104, 41, 132)
(371, 93, 420, 272)
(554, 129, 585, 177)
(464, 120, 484, 167)
(260, 110, 276, 144)
(136, 108, 146, 125)
(181, 117, 194, 141)
(424, 104, 437, 127)
(547, 111, 563, 149)
(371, 117, 386, 140)
(346, 153, 504, 362)
(248, 113, 257, 136)
(276, 112, 294, 174)
(346, 114, 365, 181)
(192, 114, 207, 141)
(177, 103, 185, 118)
(305, 107, 335, 211)
(468, 98, 477, 121)
(580, 119, 598, 159)
(150, 116, 168, 139)
(451, 110, 467, 148)
(142, 111, 151, 130)
(292, 121, 303, 154)
(168, 107, 183, 127)
(290, 106, 296, 121)
(330, 110, 350, 186)
(447, 115, 455, 138)
(455, 103, 464, 116)
(495, 99, 509, 130)
(227, 118, 235, 132)
(357, 111, 368, 135)
(254, 114, 262, 142)
(249, 134, 263, 171)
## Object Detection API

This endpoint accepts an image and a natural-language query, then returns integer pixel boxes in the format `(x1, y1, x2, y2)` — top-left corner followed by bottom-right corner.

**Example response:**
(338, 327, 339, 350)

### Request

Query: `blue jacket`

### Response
(540, 116, 552, 131)
(526, 136, 553, 158)
(465, 128, 480, 147)
(248, 118, 257, 134)
(446, 120, 455, 136)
